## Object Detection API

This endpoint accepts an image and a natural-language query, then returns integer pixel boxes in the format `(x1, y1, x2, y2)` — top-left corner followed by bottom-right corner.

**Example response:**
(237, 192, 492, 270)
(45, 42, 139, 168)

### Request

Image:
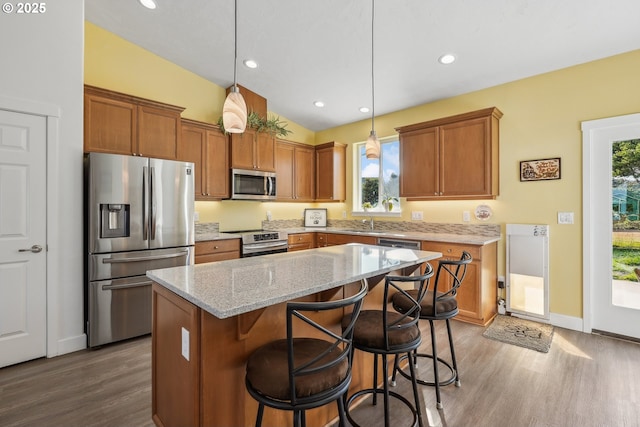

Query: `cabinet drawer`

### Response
(421, 241, 481, 261)
(195, 239, 240, 255)
(288, 233, 315, 245)
(327, 233, 377, 245)
(195, 252, 238, 264)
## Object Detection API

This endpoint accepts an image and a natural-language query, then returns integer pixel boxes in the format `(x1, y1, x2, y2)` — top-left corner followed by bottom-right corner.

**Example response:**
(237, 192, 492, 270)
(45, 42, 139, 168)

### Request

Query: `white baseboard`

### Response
(51, 333, 87, 357)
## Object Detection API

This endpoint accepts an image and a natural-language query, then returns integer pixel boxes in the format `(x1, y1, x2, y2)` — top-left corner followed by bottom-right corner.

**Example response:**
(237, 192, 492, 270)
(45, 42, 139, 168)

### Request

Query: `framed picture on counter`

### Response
(520, 157, 561, 182)
(304, 208, 327, 227)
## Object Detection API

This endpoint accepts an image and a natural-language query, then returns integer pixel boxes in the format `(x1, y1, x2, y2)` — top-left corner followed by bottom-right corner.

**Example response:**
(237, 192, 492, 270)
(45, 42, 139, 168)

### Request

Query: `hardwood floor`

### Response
(1, 318, 639, 427)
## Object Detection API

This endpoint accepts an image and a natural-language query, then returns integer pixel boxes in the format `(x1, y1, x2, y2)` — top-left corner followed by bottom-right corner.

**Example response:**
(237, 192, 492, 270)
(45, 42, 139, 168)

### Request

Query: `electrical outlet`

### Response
(181, 327, 190, 361)
(411, 211, 423, 221)
(194, 211, 199, 222)
(462, 211, 471, 222)
(342, 211, 347, 219)
(266, 211, 272, 221)
(558, 212, 574, 224)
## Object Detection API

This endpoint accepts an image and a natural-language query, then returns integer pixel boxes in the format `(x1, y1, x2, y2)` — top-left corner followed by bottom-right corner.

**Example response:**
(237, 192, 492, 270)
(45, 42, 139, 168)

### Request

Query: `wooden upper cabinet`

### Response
(230, 128, 275, 171)
(275, 140, 314, 201)
(396, 107, 502, 200)
(315, 141, 346, 202)
(179, 119, 229, 200)
(84, 85, 184, 159)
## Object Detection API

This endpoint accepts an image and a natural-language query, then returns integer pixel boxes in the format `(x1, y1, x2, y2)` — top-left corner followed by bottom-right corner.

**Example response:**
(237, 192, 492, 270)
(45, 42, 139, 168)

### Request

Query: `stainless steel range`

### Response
(233, 230, 289, 257)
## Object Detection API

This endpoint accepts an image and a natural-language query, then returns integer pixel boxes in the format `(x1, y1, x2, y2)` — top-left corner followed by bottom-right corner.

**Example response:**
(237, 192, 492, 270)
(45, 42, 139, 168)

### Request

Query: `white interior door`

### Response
(583, 114, 640, 340)
(0, 109, 47, 368)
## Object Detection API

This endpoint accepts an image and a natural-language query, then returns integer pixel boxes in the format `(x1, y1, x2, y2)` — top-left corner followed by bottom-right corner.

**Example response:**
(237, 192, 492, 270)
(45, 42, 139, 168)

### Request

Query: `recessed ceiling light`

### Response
(314, 101, 325, 108)
(359, 107, 370, 113)
(243, 59, 258, 69)
(438, 54, 456, 65)
(139, 0, 157, 10)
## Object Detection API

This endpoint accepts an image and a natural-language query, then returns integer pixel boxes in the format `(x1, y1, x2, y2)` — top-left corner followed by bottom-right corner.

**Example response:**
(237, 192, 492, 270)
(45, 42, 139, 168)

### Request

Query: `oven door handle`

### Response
(245, 241, 288, 250)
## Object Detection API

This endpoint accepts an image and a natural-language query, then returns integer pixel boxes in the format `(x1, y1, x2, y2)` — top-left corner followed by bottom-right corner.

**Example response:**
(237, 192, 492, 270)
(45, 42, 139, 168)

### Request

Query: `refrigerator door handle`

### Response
(102, 280, 152, 291)
(150, 166, 156, 240)
(102, 250, 190, 264)
(143, 166, 149, 241)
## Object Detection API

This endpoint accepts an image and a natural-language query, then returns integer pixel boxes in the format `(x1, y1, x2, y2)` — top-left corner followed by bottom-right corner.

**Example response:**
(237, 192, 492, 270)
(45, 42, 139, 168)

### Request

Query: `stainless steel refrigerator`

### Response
(85, 152, 195, 347)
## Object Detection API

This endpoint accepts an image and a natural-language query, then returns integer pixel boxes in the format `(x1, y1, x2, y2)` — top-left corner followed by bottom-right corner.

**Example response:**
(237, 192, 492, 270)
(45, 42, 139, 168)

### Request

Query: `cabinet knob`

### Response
(214, 246, 219, 249)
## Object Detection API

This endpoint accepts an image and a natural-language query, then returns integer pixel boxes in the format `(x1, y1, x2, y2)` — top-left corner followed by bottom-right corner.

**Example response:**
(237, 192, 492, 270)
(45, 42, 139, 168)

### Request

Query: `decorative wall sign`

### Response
(520, 158, 561, 182)
(304, 208, 327, 227)
(475, 204, 493, 221)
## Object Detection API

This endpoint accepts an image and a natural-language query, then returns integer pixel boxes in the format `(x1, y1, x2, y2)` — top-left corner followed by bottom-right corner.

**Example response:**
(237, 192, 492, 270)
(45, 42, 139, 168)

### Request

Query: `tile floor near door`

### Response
(0, 319, 639, 427)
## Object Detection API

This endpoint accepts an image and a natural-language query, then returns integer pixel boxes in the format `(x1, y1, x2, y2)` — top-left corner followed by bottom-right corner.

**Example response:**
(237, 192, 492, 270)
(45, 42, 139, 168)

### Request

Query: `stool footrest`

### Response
(346, 388, 419, 427)
(395, 352, 457, 387)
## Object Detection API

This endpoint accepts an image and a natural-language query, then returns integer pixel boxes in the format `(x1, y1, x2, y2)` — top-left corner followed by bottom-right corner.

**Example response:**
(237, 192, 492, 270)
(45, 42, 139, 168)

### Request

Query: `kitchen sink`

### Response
(340, 229, 388, 235)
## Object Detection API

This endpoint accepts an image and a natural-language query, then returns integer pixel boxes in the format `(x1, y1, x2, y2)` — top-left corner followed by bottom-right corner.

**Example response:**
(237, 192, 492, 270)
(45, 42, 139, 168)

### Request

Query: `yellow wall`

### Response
(317, 49, 640, 318)
(85, 20, 640, 319)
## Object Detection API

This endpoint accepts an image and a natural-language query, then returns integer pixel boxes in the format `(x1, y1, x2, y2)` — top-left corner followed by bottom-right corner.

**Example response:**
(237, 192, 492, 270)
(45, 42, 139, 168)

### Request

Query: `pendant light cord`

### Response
(371, 0, 375, 133)
(233, 0, 238, 91)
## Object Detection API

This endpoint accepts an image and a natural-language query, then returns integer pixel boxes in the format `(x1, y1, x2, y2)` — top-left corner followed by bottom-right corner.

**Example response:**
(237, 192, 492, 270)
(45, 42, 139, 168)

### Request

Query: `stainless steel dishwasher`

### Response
(376, 237, 421, 250)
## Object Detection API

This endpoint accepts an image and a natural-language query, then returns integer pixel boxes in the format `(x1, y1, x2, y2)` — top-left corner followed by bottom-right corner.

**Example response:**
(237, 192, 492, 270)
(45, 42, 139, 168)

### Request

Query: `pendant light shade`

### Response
(366, 130, 380, 159)
(223, 87, 247, 133)
(365, 0, 380, 159)
(222, 0, 247, 133)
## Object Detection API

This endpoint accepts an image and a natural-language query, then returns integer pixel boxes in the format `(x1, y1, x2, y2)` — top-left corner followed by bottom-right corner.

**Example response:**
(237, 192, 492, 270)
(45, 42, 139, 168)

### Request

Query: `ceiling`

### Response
(85, 0, 640, 132)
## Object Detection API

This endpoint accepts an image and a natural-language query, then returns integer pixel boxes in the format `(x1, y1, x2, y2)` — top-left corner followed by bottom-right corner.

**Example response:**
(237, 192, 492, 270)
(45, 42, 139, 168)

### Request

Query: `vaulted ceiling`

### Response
(85, 0, 640, 131)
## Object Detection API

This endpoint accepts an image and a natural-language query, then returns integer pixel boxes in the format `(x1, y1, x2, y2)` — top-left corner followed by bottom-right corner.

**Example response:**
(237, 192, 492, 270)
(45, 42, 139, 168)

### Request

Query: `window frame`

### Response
(352, 135, 402, 217)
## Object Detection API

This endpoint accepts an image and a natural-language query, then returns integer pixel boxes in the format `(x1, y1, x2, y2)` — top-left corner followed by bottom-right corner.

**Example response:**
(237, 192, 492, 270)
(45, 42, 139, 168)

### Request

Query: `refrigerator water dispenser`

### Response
(100, 204, 130, 238)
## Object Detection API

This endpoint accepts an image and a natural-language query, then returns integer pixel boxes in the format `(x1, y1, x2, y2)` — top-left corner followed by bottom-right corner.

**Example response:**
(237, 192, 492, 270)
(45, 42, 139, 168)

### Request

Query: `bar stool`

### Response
(342, 266, 434, 427)
(245, 280, 368, 427)
(390, 251, 472, 410)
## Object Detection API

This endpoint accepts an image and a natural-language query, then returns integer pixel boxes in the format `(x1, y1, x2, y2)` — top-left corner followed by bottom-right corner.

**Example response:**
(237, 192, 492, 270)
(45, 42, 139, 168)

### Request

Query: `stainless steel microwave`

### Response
(231, 169, 277, 200)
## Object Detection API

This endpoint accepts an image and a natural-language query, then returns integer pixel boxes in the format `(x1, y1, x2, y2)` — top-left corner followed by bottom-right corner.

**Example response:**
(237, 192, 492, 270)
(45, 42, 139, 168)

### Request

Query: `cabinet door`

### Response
(138, 105, 181, 159)
(205, 130, 229, 199)
(400, 127, 439, 197)
(256, 132, 276, 171)
(440, 116, 491, 197)
(230, 131, 255, 170)
(178, 124, 206, 198)
(294, 145, 315, 200)
(84, 93, 137, 155)
(275, 142, 294, 200)
(315, 143, 346, 202)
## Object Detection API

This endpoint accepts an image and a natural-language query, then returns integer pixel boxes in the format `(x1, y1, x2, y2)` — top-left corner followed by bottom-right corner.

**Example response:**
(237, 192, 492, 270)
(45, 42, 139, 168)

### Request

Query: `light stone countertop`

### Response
(147, 243, 442, 319)
(195, 231, 242, 242)
(194, 227, 500, 246)
(283, 227, 500, 246)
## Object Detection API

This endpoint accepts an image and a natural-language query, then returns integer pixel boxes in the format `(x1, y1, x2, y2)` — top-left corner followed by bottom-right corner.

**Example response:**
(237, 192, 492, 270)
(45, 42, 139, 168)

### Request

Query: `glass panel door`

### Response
(611, 139, 640, 311)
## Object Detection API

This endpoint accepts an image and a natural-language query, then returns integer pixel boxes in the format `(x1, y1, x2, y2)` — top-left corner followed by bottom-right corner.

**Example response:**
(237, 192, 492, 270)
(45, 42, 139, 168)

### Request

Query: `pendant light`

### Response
(365, 0, 380, 159)
(222, 0, 247, 133)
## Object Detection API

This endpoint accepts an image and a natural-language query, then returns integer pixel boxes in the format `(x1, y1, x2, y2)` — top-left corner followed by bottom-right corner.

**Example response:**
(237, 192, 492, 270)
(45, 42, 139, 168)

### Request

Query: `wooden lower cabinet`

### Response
(421, 240, 497, 326)
(195, 239, 240, 264)
(151, 281, 386, 427)
(287, 232, 315, 251)
(319, 233, 377, 246)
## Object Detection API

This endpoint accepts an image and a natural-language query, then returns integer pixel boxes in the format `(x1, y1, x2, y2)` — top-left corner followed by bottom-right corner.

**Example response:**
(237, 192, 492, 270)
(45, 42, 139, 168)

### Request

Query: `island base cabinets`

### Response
(315, 142, 346, 202)
(421, 241, 498, 326)
(151, 284, 200, 427)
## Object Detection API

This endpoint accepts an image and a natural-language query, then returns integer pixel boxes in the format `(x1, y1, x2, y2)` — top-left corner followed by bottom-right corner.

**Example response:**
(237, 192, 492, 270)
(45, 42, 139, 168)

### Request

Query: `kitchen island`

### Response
(147, 243, 441, 427)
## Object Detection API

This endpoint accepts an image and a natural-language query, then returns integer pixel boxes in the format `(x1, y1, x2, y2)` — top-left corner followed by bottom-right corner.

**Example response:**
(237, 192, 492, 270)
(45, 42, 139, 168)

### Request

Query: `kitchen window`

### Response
(353, 137, 401, 214)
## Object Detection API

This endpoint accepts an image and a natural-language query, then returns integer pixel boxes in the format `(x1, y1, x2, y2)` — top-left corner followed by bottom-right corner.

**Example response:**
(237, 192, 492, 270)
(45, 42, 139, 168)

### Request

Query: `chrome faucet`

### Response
(362, 217, 374, 230)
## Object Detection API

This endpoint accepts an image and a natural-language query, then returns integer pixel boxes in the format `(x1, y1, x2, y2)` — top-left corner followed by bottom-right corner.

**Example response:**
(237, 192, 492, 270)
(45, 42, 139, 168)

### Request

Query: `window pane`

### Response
(356, 140, 400, 212)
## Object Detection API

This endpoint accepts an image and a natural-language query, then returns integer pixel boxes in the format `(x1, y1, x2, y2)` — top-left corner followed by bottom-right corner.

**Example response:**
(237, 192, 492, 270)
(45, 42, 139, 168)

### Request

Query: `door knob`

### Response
(19, 245, 43, 253)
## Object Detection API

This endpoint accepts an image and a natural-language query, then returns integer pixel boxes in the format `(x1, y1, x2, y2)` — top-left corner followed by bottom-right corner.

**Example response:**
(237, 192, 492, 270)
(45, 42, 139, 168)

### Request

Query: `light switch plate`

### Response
(411, 211, 423, 221)
(181, 327, 190, 361)
(194, 211, 199, 222)
(463, 211, 471, 222)
(558, 212, 574, 224)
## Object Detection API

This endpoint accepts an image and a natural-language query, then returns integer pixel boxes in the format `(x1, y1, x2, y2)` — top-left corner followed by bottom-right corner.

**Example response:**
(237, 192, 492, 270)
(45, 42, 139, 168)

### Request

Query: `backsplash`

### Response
(195, 222, 219, 234)
(262, 219, 500, 237)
